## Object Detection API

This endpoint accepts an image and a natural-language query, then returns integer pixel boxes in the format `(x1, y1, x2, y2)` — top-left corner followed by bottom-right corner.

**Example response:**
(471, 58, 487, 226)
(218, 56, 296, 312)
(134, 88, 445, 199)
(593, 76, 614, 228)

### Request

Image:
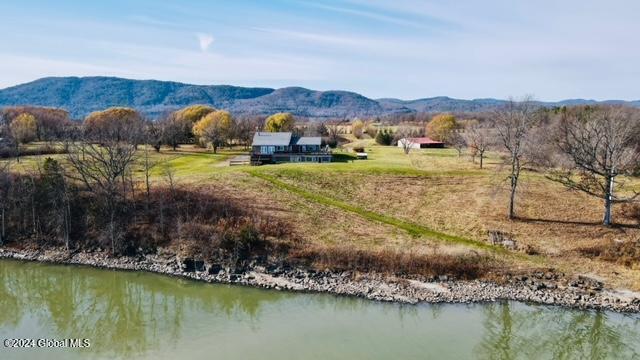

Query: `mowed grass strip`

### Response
(249, 171, 507, 254)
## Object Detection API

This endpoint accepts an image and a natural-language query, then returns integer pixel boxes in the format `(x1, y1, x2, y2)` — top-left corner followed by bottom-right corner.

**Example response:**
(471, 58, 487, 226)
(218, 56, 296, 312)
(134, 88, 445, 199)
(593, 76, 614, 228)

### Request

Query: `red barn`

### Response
(397, 137, 445, 149)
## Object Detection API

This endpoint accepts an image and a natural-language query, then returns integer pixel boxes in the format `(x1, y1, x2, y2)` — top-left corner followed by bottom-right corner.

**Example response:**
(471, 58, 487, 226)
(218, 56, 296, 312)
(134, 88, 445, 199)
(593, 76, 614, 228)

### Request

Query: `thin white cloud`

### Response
(252, 27, 364, 46)
(196, 33, 214, 52)
(304, 2, 428, 29)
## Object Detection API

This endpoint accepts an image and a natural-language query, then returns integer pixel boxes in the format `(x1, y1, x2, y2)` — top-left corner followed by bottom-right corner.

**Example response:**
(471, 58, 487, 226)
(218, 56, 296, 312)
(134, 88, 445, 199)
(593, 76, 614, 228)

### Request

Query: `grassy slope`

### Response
(4, 141, 639, 289)
(249, 171, 506, 253)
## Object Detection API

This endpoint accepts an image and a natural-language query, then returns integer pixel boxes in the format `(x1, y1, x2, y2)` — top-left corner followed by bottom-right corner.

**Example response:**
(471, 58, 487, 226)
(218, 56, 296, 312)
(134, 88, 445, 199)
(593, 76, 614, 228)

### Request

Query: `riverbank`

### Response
(1, 246, 639, 313)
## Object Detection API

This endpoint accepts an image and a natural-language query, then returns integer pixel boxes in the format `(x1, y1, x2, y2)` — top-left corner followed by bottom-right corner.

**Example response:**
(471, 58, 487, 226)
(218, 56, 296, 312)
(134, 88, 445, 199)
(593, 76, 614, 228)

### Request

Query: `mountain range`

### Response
(0, 76, 638, 119)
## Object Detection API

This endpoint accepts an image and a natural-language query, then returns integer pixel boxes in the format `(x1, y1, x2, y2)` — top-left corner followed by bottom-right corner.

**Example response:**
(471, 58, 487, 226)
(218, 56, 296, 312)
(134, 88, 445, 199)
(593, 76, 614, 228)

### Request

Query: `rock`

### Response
(207, 263, 222, 274)
(2, 246, 639, 313)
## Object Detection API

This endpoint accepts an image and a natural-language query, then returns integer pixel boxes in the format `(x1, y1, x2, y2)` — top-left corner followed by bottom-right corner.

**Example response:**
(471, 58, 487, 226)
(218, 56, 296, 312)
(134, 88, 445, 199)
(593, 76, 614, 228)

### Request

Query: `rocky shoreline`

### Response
(1, 247, 639, 313)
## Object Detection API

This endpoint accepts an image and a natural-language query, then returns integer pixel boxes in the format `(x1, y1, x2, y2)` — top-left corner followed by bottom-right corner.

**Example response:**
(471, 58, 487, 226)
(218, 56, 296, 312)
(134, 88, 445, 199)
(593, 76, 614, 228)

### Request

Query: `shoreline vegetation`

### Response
(1, 246, 639, 313)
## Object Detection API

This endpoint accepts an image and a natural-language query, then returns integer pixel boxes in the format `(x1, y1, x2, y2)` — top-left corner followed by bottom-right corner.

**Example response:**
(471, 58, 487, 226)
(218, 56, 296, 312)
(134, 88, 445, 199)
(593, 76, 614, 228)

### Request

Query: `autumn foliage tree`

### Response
(83, 107, 144, 144)
(175, 105, 215, 124)
(2, 107, 70, 141)
(426, 114, 459, 142)
(9, 113, 38, 144)
(9, 113, 38, 162)
(158, 105, 216, 149)
(265, 112, 295, 132)
(193, 110, 235, 153)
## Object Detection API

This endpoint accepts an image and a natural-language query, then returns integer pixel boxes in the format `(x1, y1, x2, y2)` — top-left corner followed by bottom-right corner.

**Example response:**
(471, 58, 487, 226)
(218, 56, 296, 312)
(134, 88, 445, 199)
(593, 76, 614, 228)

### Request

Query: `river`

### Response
(0, 259, 639, 359)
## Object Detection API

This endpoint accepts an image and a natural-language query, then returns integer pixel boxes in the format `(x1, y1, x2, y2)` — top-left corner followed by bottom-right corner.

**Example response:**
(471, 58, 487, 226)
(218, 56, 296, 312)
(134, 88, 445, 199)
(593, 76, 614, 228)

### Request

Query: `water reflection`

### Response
(476, 302, 640, 359)
(0, 261, 289, 358)
(0, 260, 638, 360)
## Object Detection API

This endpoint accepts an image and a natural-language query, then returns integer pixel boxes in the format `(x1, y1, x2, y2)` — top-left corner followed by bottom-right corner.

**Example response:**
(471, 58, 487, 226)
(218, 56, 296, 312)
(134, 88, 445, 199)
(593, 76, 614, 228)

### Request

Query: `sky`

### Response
(0, 0, 639, 101)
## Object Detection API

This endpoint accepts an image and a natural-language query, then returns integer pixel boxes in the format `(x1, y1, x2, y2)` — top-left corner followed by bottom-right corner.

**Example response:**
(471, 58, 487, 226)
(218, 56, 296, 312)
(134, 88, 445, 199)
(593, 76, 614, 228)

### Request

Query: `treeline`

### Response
(0, 158, 292, 260)
(0, 105, 302, 259)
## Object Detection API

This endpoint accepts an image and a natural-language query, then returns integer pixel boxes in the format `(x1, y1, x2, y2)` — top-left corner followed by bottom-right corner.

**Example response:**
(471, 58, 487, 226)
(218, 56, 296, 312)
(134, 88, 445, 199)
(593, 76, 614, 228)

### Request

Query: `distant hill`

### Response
(0, 76, 638, 119)
(377, 97, 509, 113)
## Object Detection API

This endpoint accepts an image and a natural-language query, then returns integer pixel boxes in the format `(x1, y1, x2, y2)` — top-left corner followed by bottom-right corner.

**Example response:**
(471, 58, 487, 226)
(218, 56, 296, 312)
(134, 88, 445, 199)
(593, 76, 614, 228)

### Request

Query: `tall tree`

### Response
(10, 113, 38, 162)
(464, 122, 493, 169)
(426, 113, 458, 142)
(494, 98, 539, 219)
(145, 119, 163, 152)
(66, 137, 137, 254)
(264, 112, 295, 132)
(192, 110, 235, 153)
(83, 107, 144, 145)
(547, 106, 640, 225)
(159, 112, 189, 150)
(175, 105, 215, 124)
(449, 131, 467, 157)
(324, 120, 346, 147)
(234, 116, 261, 149)
(39, 158, 71, 250)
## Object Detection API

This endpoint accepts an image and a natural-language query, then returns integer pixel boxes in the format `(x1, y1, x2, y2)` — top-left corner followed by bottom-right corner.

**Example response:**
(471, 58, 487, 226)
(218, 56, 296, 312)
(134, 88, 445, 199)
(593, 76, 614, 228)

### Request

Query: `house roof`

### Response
(293, 136, 321, 146)
(252, 132, 321, 146)
(408, 137, 444, 145)
(252, 132, 292, 146)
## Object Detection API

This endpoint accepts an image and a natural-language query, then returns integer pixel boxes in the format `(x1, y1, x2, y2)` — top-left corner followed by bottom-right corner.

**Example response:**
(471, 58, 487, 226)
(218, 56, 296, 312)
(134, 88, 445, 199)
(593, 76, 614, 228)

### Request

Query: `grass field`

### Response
(4, 141, 640, 289)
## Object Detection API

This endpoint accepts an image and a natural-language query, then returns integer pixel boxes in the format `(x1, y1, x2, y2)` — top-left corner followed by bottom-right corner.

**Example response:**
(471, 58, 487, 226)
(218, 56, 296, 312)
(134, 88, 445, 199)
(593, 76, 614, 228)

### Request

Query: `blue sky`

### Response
(1, 0, 638, 100)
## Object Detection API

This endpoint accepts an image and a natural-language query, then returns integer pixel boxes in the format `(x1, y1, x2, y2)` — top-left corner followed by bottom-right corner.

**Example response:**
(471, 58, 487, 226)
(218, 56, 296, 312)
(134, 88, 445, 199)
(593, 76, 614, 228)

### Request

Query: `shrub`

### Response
(352, 119, 364, 139)
(289, 246, 496, 280)
(578, 240, 640, 268)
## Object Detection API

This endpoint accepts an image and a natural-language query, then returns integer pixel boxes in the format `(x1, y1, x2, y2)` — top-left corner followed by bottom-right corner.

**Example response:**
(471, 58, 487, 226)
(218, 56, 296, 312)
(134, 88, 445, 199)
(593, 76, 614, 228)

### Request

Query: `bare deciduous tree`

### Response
(234, 116, 261, 149)
(325, 119, 348, 147)
(464, 122, 493, 169)
(449, 131, 467, 157)
(396, 125, 417, 154)
(494, 98, 539, 219)
(142, 143, 158, 213)
(40, 158, 72, 250)
(67, 139, 137, 253)
(547, 106, 640, 226)
(159, 112, 191, 151)
(145, 120, 163, 152)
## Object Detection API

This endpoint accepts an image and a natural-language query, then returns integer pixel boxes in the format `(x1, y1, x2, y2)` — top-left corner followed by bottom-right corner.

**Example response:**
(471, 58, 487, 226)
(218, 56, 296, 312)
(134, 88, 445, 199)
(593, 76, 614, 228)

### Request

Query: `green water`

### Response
(0, 260, 639, 360)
